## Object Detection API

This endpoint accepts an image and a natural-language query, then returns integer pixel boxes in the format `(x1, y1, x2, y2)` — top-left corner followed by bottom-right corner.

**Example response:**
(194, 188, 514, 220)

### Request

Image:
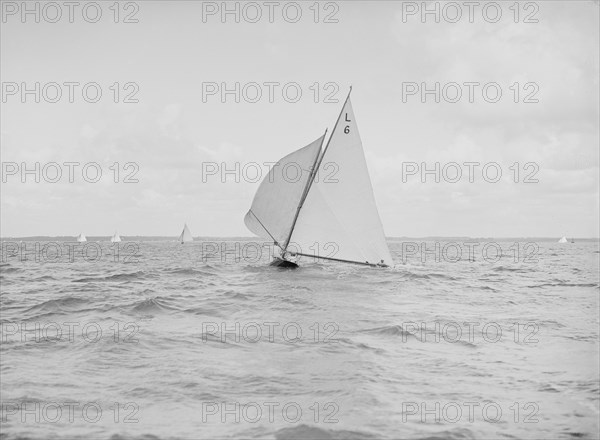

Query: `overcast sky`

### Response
(1, 1, 598, 238)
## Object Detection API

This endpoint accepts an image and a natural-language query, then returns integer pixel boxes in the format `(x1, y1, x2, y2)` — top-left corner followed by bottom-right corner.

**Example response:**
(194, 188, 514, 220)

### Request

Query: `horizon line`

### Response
(1, 235, 599, 241)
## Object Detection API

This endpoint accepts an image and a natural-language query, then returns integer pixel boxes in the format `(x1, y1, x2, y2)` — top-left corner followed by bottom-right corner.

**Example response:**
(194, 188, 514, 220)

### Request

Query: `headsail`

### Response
(179, 224, 193, 243)
(111, 232, 122, 243)
(244, 135, 325, 249)
(76, 233, 87, 242)
(287, 94, 393, 266)
(558, 237, 568, 243)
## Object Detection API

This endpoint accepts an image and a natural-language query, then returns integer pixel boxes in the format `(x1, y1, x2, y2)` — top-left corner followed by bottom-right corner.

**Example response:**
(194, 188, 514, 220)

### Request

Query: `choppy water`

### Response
(1, 238, 599, 440)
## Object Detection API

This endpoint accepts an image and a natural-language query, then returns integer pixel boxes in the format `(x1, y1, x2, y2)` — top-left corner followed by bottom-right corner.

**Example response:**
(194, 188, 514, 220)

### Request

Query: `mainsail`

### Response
(111, 232, 122, 243)
(76, 233, 87, 242)
(179, 224, 193, 243)
(558, 237, 568, 243)
(244, 89, 392, 267)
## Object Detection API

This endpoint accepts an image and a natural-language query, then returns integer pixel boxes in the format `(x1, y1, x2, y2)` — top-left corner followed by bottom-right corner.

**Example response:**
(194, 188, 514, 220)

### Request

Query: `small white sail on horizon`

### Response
(244, 89, 392, 267)
(558, 237, 568, 243)
(179, 223, 193, 243)
(111, 232, 122, 243)
(76, 233, 87, 242)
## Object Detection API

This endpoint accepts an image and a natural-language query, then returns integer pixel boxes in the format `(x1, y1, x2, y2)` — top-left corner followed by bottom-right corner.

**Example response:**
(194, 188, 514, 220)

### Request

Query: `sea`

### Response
(0, 238, 598, 440)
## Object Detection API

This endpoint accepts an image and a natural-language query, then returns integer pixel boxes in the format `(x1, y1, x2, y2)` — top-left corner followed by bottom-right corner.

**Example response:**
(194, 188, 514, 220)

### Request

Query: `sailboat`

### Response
(111, 231, 122, 243)
(179, 223, 193, 244)
(558, 237, 568, 243)
(76, 233, 87, 242)
(244, 88, 392, 268)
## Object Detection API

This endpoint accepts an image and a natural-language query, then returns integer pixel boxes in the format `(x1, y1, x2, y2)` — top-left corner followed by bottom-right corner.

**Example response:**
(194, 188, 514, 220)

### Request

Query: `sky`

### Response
(1, 0, 599, 238)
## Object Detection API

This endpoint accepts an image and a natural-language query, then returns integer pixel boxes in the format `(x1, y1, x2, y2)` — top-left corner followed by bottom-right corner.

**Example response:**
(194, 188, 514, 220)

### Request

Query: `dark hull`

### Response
(269, 257, 299, 268)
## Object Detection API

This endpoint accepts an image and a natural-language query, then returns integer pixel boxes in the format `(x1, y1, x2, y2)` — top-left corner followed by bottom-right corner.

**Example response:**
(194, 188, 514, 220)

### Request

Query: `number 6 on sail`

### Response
(244, 87, 392, 268)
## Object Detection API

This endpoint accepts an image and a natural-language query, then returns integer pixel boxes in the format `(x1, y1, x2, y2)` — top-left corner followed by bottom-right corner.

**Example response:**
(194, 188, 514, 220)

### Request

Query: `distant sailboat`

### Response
(570, 238, 575, 243)
(244, 88, 392, 268)
(76, 233, 87, 242)
(111, 231, 122, 243)
(558, 237, 568, 243)
(179, 223, 193, 243)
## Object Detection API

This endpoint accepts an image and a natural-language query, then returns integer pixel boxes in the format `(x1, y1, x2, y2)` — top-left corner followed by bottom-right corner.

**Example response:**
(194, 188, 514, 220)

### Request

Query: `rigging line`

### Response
(283, 86, 353, 253)
(282, 130, 327, 251)
(249, 210, 282, 249)
(290, 251, 387, 268)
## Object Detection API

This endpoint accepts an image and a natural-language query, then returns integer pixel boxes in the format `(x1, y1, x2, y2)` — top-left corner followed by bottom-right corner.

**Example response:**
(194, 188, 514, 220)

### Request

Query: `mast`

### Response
(282, 87, 353, 253)
(282, 129, 327, 251)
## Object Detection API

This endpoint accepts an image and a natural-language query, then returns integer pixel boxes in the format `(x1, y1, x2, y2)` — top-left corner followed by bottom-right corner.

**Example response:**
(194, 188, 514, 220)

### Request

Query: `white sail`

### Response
(179, 224, 193, 243)
(111, 232, 122, 243)
(244, 135, 324, 247)
(76, 233, 87, 242)
(558, 237, 568, 243)
(288, 96, 392, 266)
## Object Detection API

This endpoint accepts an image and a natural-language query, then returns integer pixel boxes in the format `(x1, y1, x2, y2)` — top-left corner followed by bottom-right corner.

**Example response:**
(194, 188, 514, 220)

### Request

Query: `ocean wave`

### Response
(527, 282, 599, 288)
(161, 267, 217, 277)
(414, 428, 477, 440)
(73, 271, 151, 283)
(274, 424, 378, 440)
(360, 325, 416, 339)
(22, 296, 90, 316)
(394, 271, 459, 282)
(492, 266, 530, 273)
(0, 263, 21, 274)
(129, 297, 181, 314)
